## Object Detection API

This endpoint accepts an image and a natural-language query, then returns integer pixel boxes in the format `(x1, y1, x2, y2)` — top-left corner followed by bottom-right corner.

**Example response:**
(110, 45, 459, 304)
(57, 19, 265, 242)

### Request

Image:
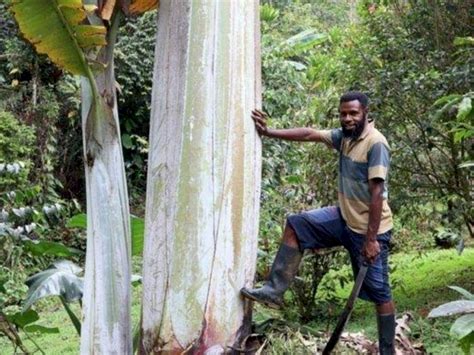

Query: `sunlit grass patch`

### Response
(318, 248, 474, 354)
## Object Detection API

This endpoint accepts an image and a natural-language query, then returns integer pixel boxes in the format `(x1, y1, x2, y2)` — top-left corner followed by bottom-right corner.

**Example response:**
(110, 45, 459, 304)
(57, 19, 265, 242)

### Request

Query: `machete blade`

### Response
(322, 263, 369, 354)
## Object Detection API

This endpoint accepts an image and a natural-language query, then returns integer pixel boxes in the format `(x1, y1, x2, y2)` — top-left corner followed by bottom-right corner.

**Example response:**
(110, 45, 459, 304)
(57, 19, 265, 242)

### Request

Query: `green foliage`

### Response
(1, 4, 84, 202)
(289, 1, 474, 241)
(24, 260, 83, 311)
(0, 94, 83, 352)
(288, 250, 350, 322)
(0, 111, 74, 334)
(260, 3, 280, 23)
(23, 260, 83, 336)
(432, 91, 474, 144)
(329, 249, 474, 353)
(115, 11, 156, 195)
(282, 30, 328, 56)
(0, 111, 35, 190)
(24, 239, 81, 258)
(0, 265, 33, 352)
(11, 0, 106, 76)
(20, 257, 144, 342)
(0, 111, 35, 162)
(6, 309, 59, 335)
(116, 11, 155, 134)
(0, 265, 29, 315)
(345, 3, 472, 237)
(1, 175, 82, 265)
(429, 286, 474, 354)
(0, 173, 82, 349)
(257, 1, 349, 324)
(0, 0, 472, 351)
(67, 213, 145, 256)
(257, 3, 473, 332)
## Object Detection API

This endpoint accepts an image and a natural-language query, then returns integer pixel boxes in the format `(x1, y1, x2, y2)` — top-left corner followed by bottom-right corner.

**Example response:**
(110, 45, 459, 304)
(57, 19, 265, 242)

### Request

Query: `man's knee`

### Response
(376, 300, 395, 314)
(282, 222, 300, 249)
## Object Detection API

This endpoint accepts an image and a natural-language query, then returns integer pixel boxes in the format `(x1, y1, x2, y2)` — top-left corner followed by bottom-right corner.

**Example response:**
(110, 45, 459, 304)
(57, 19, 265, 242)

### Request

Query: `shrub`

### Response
(0, 111, 35, 189)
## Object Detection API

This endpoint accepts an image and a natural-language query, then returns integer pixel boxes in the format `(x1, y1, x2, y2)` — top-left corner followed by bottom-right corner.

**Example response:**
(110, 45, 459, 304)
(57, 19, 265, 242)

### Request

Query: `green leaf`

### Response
(449, 286, 474, 301)
(286, 175, 303, 184)
(283, 30, 328, 55)
(60, 296, 81, 336)
(23, 260, 84, 311)
(459, 331, 474, 354)
(428, 300, 474, 318)
(454, 128, 474, 143)
(131, 215, 144, 256)
(24, 239, 83, 257)
(453, 36, 474, 46)
(24, 324, 60, 334)
(433, 97, 460, 120)
(260, 3, 279, 22)
(11, 0, 106, 75)
(7, 309, 39, 328)
(451, 314, 474, 340)
(122, 133, 133, 149)
(433, 94, 461, 107)
(457, 97, 472, 121)
(67, 213, 87, 228)
(68, 213, 144, 256)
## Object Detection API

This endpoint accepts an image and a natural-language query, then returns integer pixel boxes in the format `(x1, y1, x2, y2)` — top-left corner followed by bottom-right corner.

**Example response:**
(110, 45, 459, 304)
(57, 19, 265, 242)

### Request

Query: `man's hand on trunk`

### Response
(251, 109, 268, 136)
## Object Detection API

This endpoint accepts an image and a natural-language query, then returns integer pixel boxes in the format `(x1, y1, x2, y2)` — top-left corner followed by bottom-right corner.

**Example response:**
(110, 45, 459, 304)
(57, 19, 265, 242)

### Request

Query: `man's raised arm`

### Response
(252, 109, 326, 142)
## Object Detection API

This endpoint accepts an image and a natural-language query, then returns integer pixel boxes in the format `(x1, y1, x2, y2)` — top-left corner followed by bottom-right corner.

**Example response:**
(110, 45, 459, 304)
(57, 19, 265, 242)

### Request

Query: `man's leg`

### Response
(376, 301, 396, 355)
(376, 301, 395, 314)
(281, 222, 300, 248)
(345, 229, 395, 355)
(241, 207, 345, 309)
(240, 223, 303, 309)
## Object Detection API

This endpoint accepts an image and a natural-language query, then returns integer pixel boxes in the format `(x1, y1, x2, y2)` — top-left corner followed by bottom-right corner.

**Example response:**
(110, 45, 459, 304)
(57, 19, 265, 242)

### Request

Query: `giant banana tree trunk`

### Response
(140, 0, 261, 352)
(80, 15, 132, 354)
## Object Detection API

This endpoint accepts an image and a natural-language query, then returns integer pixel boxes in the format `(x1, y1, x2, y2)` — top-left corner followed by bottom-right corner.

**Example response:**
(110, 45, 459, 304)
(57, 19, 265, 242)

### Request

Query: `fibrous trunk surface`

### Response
(80, 26, 132, 354)
(140, 0, 261, 353)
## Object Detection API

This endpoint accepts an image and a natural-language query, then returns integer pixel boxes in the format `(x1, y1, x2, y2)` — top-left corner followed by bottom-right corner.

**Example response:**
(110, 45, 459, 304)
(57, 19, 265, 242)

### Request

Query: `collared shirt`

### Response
(319, 121, 393, 234)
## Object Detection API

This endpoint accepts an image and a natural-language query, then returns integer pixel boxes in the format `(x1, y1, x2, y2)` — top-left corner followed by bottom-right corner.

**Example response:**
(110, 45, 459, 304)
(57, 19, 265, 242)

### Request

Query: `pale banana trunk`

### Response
(140, 0, 262, 353)
(80, 14, 132, 354)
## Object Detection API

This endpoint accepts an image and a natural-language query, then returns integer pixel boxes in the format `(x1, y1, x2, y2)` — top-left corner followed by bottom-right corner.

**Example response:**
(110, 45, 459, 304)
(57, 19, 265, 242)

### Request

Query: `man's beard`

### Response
(342, 116, 367, 139)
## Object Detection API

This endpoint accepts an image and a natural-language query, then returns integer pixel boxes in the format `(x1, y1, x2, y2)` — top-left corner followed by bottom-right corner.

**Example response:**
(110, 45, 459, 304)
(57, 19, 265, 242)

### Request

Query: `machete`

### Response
(322, 263, 369, 355)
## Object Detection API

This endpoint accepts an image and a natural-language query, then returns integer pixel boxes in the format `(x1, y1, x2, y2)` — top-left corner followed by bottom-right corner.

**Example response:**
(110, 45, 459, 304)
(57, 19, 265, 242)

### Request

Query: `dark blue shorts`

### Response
(287, 206, 392, 304)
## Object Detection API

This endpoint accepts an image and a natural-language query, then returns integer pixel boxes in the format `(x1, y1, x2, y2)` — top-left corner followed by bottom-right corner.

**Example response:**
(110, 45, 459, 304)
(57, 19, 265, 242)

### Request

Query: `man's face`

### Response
(339, 100, 368, 139)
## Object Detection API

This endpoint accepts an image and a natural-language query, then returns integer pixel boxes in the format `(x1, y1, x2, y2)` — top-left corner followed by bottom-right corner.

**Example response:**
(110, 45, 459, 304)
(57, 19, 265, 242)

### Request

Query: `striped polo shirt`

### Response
(320, 121, 393, 234)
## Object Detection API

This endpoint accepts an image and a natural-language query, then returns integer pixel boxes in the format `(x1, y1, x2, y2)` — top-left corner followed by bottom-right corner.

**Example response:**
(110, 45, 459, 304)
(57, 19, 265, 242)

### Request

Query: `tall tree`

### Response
(11, 0, 157, 352)
(140, 0, 262, 352)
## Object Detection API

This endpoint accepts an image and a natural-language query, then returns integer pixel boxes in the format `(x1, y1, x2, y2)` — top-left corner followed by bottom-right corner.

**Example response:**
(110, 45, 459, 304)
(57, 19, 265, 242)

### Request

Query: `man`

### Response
(241, 92, 396, 354)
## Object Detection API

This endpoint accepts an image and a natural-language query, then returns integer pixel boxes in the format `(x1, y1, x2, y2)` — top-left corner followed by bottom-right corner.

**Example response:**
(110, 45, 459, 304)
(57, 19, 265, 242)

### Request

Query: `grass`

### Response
(0, 257, 144, 355)
(259, 248, 474, 354)
(1, 249, 472, 354)
(344, 248, 474, 354)
(0, 285, 143, 355)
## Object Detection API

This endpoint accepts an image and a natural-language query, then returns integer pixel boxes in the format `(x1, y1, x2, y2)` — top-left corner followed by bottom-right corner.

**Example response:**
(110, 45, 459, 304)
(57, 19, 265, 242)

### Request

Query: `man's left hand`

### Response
(362, 239, 380, 264)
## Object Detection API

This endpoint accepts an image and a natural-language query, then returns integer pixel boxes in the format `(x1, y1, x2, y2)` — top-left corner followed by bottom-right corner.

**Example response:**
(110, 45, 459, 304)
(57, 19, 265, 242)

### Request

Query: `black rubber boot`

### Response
(240, 244, 303, 309)
(377, 313, 396, 355)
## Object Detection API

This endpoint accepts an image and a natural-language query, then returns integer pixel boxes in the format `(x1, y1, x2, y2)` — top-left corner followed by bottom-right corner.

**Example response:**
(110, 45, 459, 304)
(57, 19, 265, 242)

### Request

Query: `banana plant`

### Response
(11, 0, 157, 352)
(140, 0, 262, 352)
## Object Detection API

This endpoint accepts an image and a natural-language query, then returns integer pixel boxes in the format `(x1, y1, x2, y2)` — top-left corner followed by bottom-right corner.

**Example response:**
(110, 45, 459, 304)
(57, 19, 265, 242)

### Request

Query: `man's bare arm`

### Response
(362, 178, 384, 263)
(252, 109, 325, 142)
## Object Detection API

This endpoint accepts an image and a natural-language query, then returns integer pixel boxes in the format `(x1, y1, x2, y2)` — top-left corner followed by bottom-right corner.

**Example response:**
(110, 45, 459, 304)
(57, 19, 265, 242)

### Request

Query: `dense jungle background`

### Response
(1, 0, 473, 353)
